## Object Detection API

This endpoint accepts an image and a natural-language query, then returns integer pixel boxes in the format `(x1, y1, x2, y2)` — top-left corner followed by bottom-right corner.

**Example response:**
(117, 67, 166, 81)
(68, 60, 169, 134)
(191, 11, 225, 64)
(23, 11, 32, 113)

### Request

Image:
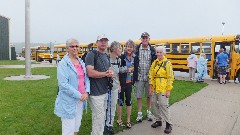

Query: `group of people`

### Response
(187, 52, 208, 82)
(54, 32, 175, 135)
(187, 48, 229, 84)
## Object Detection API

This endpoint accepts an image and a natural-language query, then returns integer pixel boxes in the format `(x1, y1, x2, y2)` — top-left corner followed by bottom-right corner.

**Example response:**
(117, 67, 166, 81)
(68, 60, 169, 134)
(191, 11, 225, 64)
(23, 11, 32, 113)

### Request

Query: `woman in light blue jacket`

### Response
(197, 53, 208, 82)
(54, 38, 90, 135)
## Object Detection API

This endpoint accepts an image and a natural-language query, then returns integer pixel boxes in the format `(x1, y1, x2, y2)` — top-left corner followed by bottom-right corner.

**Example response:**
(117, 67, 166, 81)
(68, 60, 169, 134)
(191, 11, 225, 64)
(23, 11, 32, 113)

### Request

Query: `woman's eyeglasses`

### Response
(69, 45, 79, 48)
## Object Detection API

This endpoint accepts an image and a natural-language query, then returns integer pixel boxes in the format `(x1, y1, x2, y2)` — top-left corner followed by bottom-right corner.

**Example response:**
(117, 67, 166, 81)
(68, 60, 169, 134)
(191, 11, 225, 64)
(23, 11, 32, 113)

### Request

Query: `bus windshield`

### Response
(37, 49, 50, 53)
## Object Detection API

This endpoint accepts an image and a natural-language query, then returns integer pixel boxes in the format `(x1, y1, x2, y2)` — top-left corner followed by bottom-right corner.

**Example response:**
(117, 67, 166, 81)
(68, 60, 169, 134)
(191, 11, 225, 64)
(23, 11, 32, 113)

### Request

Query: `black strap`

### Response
(155, 60, 168, 75)
(111, 57, 120, 68)
(92, 50, 113, 90)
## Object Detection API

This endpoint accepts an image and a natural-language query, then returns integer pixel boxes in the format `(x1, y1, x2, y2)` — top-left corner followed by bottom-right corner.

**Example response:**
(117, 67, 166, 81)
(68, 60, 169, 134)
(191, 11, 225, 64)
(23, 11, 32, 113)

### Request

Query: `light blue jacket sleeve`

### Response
(57, 61, 82, 99)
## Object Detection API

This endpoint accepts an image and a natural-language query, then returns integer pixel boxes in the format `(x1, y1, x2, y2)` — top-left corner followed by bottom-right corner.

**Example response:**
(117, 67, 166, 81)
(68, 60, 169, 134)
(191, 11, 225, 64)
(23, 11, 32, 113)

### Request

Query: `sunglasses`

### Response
(141, 36, 149, 39)
(69, 45, 79, 48)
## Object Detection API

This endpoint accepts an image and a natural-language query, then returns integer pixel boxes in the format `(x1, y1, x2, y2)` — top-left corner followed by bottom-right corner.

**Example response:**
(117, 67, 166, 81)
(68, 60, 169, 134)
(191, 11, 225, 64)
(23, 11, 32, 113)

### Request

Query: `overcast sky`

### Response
(0, 0, 239, 44)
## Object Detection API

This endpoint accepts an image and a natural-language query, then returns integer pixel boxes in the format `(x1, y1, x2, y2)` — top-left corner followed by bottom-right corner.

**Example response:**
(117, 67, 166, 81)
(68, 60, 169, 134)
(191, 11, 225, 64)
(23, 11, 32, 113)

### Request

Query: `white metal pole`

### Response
(222, 22, 225, 35)
(25, 0, 31, 77)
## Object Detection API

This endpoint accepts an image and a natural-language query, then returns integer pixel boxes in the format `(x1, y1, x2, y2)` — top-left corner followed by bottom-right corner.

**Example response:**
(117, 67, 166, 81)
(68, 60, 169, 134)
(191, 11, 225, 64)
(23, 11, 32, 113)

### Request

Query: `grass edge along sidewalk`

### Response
(0, 60, 37, 65)
(0, 68, 208, 135)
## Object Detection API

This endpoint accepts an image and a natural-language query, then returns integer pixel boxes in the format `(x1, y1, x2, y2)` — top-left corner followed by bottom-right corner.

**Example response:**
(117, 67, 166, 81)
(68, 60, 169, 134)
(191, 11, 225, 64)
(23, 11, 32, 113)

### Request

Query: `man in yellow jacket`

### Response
(149, 46, 174, 134)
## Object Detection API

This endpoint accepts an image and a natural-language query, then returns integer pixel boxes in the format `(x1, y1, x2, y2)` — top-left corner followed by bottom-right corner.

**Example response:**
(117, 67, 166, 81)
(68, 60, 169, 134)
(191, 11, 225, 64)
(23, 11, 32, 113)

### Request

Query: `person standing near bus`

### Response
(54, 38, 90, 135)
(149, 46, 174, 134)
(216, 48, 229, 84)
(117, 40, 135, 128)
(197, 53, 208, 82)
(187, 51, 198, 80)
(222, 47, 230, 82)
(105, 41, 125, 134)
(85, 34, 114, 135)
(133, 32, 156, 122)
(56, 53, 61, 65)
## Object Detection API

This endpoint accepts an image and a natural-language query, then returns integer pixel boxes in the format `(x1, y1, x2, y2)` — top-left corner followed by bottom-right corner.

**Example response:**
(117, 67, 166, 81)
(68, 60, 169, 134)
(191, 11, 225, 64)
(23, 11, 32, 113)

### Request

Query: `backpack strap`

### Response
(92, 50, 110, 70)
(92, 50, 98, 67)
(110, 57, 120, 68)
(154, 60, 169, 75)
(162, 60, 168, 70)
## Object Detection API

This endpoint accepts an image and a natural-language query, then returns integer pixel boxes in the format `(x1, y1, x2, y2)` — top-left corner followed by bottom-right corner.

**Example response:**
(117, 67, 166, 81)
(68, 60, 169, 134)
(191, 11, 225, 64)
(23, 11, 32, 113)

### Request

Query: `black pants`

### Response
(118, 83, 132, 106)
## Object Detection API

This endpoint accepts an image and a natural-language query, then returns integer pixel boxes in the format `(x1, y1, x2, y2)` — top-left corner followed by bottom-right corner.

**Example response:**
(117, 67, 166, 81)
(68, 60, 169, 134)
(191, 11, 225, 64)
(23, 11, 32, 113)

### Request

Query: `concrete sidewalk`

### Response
(116, 79, 240, 135)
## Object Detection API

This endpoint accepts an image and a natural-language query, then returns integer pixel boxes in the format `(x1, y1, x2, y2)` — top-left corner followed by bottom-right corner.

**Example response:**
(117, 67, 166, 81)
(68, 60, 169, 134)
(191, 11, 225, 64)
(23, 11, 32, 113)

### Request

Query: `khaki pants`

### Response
(152, 92, 172, 125)
(189, 67, 196, 79)
(89, 94, 108, 135)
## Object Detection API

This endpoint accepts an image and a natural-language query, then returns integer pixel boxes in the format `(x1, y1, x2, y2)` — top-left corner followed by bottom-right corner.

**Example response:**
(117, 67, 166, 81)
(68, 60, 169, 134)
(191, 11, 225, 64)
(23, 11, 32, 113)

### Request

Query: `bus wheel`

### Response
(38, 58, 42, 62)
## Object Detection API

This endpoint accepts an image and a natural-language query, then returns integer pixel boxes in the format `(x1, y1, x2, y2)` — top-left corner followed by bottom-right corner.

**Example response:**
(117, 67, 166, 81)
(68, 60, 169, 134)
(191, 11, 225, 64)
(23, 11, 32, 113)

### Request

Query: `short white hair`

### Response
(156, 46, 166, 53)
(66, 38, 79, 48)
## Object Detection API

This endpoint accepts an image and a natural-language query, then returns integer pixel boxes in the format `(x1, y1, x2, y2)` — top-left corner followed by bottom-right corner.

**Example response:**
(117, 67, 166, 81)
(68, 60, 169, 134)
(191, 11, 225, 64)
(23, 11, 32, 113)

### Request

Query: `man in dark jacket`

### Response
(133, 32, 156, 122)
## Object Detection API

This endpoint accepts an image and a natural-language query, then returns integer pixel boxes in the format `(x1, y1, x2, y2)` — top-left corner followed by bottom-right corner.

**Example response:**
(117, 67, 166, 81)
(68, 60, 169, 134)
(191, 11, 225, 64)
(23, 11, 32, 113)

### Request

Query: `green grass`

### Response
(0, 68, 207, 135)
(0, 60, 36, 65)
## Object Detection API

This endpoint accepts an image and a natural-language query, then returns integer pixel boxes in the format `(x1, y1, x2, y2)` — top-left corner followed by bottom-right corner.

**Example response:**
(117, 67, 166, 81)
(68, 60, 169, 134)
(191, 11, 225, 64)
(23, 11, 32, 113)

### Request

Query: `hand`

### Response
(80, 92, 88, 101)
(127, 67, 134, 73)
(166, 91, 170, 98)
(106, 69, 114, 78)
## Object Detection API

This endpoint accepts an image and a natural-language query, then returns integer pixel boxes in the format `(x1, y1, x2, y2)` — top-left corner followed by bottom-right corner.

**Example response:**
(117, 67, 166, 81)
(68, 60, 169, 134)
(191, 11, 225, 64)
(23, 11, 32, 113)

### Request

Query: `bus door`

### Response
(214, 42, 232, 79)
(233, 40, 240, 81)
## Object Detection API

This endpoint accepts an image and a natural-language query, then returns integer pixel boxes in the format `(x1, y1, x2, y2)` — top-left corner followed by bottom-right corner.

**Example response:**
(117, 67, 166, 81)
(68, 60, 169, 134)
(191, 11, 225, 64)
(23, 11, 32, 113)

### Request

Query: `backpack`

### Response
(154, 60, 168, 74)
(81, 52, 88, 63)
(110, 57, 120, 68)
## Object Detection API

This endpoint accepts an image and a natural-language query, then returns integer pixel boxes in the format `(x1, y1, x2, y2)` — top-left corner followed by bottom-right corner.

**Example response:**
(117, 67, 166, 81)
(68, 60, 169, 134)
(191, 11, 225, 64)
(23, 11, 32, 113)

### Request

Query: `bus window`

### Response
(172, 43, 180, 53)
(181, 43, 189, 53)
(164, 44, 170, 53)
(202, 42, 211, 53)
(79, 48, 83, 54)
(156, 44, 170, 53)
(215, 42, 231, 55)
(54, 48, 58, 52)
(191, 43, 200, 53)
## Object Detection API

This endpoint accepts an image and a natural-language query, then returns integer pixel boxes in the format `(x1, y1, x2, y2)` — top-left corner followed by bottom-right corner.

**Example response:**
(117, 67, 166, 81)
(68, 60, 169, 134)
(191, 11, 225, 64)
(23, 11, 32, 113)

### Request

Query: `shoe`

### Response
(104, 126, 114, 134)
(164, 122, 172, 134)
(116, 120, 125, 127)
(126, 122, 131, 128)
(151, 121, 162, 128)
(136, 112, 143, 122)
(147, 110, 153, 121)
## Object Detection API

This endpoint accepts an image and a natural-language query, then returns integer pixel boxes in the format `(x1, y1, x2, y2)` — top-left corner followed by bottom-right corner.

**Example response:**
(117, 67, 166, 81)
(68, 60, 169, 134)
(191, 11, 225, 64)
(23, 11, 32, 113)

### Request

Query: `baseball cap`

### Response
(141, 32, 150, 38)
(97, 34, 109, 41)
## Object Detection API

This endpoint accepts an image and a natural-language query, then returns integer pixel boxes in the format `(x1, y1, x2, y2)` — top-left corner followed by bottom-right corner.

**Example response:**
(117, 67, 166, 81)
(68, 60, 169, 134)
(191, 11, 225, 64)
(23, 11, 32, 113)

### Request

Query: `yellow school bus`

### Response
(148, 34, 240, 81)
(32, 46, 53, 63)
(22, 46, 53, 63)
(53, 43, 96, 60)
